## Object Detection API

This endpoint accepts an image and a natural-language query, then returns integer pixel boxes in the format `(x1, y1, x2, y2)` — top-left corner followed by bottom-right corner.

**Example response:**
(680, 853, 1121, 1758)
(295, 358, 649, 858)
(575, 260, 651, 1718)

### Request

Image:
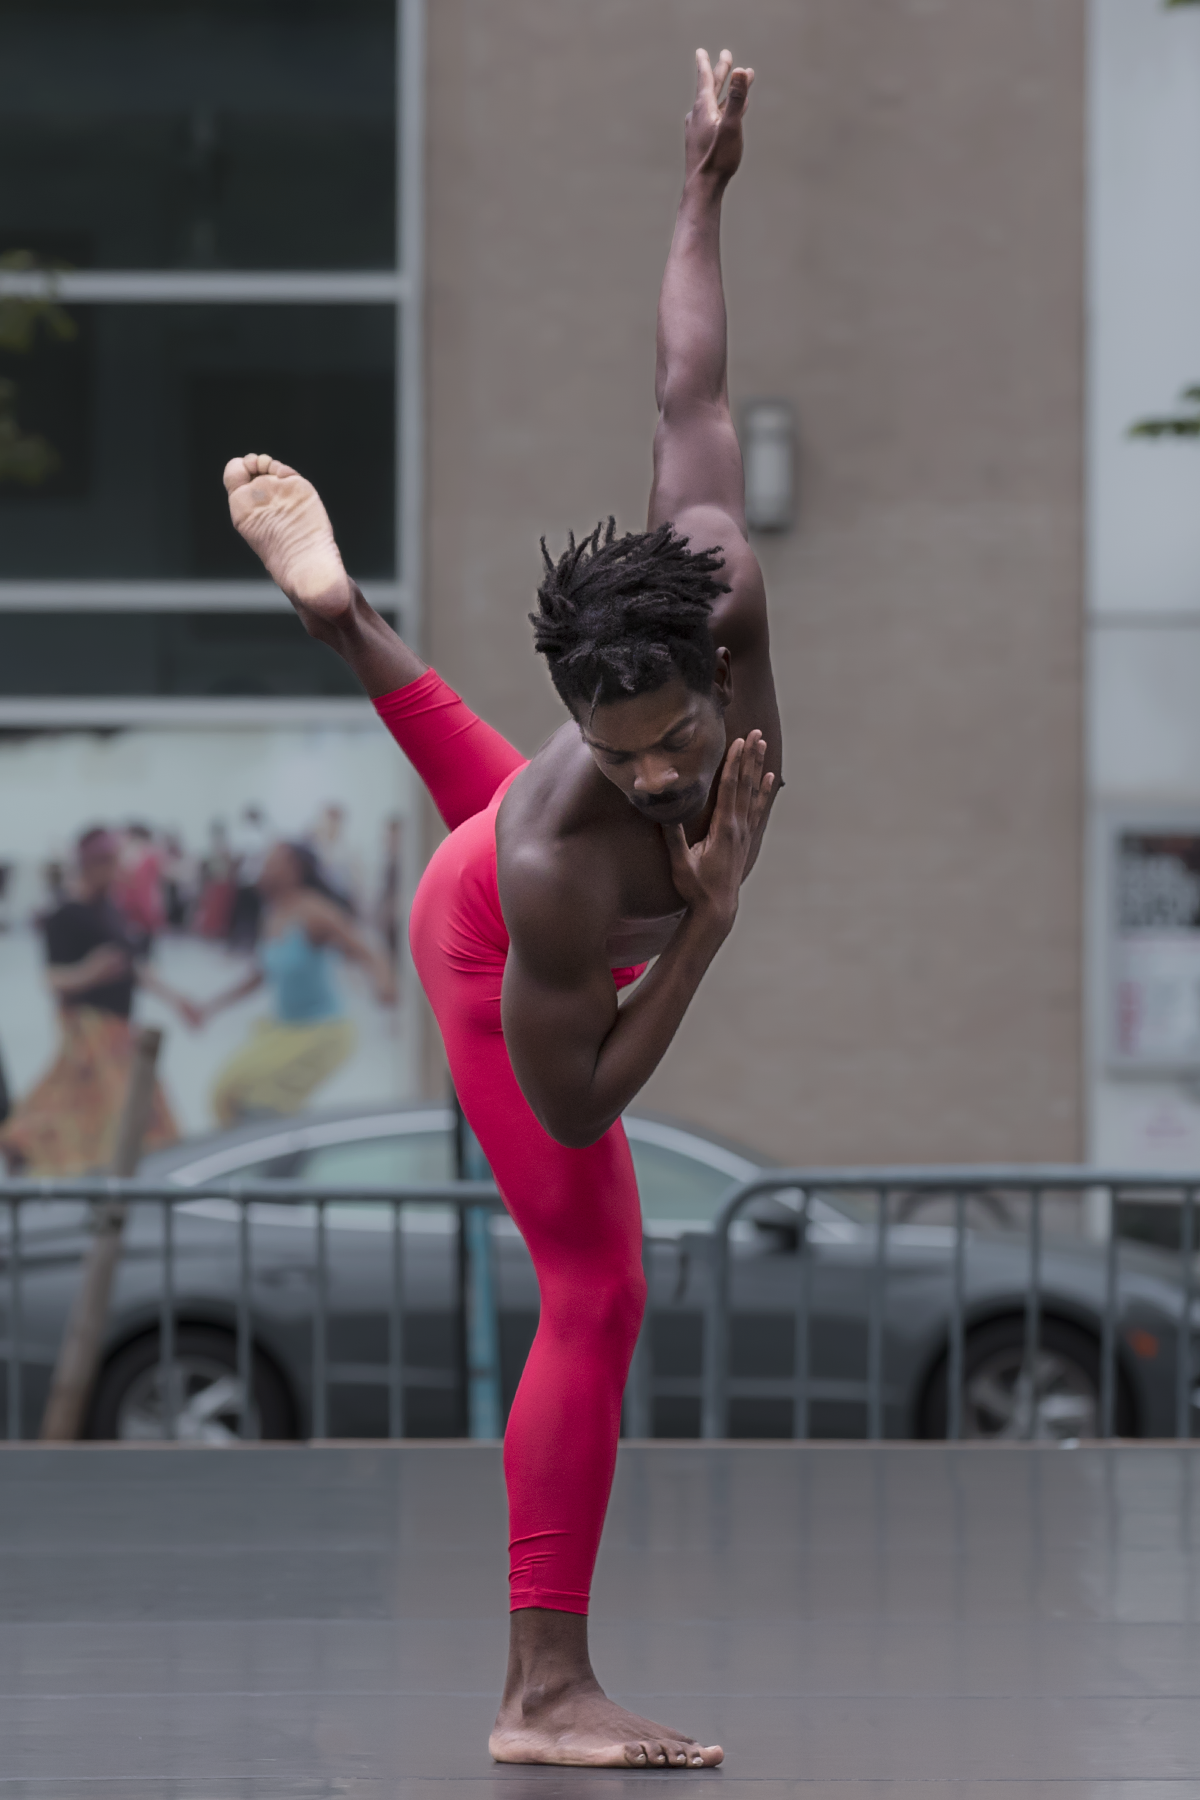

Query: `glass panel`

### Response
(229, 1134, 456, 1231)
(300, 1133, 455, 1187)
(1, 1, 395, 270)
(0, 305, 395, 579)
(627, 1139, 737, 1226)
(0, 612, 386, 698)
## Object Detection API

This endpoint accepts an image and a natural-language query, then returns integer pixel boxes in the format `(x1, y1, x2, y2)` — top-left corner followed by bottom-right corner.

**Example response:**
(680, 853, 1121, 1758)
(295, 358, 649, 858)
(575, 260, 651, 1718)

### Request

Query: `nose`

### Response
(632, 757, 679, 798)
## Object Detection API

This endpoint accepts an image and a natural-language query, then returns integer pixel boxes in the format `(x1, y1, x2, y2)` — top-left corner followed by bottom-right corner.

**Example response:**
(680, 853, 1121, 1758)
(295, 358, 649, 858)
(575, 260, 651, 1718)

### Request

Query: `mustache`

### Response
(631, 785, 704, 817)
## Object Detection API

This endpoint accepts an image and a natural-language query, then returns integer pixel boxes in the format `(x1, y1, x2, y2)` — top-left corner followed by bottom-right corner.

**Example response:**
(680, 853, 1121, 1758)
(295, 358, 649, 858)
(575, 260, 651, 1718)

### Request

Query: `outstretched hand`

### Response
(685, 47, 754, 186)
(663, 731, 774, 935)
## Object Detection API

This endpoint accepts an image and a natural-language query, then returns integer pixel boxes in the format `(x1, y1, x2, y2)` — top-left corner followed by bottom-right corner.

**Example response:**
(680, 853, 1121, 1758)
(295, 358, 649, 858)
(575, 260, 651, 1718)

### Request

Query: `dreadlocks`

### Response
(530, 518, 729, 713)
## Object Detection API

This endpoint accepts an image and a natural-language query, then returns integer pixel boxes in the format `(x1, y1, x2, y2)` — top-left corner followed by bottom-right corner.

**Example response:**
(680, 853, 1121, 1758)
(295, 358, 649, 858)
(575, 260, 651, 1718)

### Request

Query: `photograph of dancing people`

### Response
(0, 736, 416, 1162)
(198, 838, 397, 1127)
(221, 48, 777, 1768)
(0, 826, 192, 1175)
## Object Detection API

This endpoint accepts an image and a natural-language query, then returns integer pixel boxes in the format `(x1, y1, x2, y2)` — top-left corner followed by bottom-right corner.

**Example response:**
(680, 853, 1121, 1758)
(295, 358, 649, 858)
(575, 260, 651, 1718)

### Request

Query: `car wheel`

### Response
(88, 1326, 295, 1443)
(920, 1317, 1133, 1441)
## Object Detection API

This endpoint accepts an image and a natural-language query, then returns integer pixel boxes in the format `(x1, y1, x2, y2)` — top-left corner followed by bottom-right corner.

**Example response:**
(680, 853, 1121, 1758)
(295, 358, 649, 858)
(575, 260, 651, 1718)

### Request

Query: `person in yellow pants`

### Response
(198, 840, 395, 1127)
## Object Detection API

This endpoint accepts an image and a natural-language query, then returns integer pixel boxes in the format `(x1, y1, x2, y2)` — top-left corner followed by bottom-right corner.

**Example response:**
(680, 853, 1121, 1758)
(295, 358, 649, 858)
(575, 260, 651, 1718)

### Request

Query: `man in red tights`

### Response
(224, 48, 779, 1769)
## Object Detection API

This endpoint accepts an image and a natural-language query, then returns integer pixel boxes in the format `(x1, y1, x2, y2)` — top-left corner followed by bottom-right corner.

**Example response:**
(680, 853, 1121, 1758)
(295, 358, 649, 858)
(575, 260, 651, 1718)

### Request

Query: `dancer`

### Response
(195, 841, 395, 1126)
(0, 828, 189, 1175)
(223, 49, 778, 1767)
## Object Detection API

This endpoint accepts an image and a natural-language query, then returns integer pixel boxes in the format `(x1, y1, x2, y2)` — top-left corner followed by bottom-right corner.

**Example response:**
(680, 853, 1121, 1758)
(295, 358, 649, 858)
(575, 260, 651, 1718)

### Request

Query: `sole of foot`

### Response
(223, 451, 352, 620)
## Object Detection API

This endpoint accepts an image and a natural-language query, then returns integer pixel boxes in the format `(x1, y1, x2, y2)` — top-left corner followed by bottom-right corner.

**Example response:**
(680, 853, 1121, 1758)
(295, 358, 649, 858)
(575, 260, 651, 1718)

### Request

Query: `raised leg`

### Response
(223, 451, 424, 697)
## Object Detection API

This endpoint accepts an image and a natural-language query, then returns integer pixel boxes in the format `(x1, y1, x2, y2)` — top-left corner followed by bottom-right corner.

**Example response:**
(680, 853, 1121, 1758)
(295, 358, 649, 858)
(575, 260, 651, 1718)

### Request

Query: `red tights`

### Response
(375, 670, 646, 1614)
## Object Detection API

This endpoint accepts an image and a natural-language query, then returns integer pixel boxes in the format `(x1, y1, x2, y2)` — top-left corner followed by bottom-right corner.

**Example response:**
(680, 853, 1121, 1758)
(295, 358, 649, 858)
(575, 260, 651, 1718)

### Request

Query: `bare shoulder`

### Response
(671, 502, 767, 657)
(294, 890, 352, 941)
(497, 828, 614, 987)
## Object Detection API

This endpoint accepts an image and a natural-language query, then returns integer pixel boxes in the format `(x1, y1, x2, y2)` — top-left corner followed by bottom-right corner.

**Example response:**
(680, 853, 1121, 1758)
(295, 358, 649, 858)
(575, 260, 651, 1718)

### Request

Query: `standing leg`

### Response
(411, 862, 722, 1768)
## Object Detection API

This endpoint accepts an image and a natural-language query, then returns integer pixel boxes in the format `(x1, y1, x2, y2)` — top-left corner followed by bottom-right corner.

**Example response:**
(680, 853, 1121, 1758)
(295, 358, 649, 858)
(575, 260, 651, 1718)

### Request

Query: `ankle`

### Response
(505, 1667, 601, 1717)
(297, 577, 360, 642)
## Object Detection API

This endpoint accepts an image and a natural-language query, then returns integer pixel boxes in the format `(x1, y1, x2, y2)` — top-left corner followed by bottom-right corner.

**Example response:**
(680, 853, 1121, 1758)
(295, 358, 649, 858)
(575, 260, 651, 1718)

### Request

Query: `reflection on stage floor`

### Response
(0, 1441, 1197, 1797)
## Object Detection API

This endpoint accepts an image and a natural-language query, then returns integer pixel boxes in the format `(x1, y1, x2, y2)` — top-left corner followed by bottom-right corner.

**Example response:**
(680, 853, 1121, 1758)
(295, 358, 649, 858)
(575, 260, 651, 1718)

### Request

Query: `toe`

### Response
(223, 456, 252, 494)
(623, 1743, 649, 1767)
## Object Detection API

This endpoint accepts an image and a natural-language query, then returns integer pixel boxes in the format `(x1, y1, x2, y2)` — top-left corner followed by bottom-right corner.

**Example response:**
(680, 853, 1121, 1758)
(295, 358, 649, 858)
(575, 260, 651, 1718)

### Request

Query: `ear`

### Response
(712, 647, 734, 710)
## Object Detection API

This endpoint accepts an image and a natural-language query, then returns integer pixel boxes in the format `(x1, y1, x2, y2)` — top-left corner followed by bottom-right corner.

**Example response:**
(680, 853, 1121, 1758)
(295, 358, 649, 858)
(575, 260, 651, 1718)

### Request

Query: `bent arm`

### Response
(500, 738, 770, 1148)
(46, 944, 130, 998)
(502, 899, 727, 1149)
(302, 896, 397, 1003)
(200, 966, 266, 1020)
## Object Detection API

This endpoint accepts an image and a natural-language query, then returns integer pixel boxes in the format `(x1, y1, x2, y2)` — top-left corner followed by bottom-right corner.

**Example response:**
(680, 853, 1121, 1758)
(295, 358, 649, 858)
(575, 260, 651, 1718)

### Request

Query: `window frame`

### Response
(0, 0, 424, 711)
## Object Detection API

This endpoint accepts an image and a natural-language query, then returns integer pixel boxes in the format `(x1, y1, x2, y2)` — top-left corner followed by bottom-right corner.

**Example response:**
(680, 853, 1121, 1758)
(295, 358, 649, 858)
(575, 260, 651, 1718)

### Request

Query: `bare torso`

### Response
(498, 617, 779, 968)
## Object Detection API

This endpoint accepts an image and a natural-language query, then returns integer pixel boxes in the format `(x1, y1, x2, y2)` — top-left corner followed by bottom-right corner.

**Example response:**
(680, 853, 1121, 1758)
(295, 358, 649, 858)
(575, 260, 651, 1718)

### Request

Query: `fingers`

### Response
(711, 736, 745, 824)
(694, 46, 714, 105)
(711, 47, 733, 98)
(661, 821, 691, 871)
(737, 730, 767, 814)
(724, 66, 754, 118)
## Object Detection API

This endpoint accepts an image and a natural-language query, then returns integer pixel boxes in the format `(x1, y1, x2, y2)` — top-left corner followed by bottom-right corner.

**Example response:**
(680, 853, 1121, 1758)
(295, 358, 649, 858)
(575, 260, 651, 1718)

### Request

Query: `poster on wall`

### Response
(0, 724, 417, 1175)
(1113, 829, 1200, 1070)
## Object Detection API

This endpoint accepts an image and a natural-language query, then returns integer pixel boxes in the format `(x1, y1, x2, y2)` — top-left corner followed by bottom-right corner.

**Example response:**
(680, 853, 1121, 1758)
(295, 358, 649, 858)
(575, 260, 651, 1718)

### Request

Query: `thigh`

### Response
(432, 961, 642, 1273)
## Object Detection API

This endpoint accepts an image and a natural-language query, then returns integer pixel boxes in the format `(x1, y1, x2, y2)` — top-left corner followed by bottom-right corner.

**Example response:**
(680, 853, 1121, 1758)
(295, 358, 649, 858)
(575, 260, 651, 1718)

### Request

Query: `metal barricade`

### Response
(0, 1167, 1197, 1442)
(692, 1167, 1200, 1443)
(0, 1179, 502, 1442)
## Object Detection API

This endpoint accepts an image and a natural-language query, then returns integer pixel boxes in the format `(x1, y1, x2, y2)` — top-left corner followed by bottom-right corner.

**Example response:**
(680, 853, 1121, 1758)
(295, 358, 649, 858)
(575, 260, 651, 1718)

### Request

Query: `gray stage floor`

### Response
(0, 1443, 1198, 1798)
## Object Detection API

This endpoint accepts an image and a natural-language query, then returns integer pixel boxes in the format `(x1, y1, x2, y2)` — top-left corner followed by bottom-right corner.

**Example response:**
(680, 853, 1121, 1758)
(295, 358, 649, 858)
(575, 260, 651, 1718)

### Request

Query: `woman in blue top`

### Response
(197, 841, 396, 1126)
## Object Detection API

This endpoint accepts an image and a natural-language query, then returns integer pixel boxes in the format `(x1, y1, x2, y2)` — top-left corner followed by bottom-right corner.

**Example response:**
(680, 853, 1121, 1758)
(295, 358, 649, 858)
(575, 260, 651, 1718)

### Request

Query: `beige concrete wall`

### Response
(422, 0, 1086, 1164)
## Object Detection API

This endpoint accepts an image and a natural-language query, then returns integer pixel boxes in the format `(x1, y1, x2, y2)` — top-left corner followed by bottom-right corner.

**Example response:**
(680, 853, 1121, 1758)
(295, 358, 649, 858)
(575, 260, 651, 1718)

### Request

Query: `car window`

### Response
(299, 1133, 455, 1188)
(218, 1130, 457, 1231)
(628, 1139, 739, 1225)
(231, 1130, 453, 1188)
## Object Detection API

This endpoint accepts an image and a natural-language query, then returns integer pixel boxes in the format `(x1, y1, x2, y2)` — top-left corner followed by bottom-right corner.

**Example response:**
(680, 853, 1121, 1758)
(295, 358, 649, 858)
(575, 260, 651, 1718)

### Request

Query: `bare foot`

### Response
(489, 1608, 723, 1769)
(223, 452, 352, 620)
(490, 1679, 723, 1768)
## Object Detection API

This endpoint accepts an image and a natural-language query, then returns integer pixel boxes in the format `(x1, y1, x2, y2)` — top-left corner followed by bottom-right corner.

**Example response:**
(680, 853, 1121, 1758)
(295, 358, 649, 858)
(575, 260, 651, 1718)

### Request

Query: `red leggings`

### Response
(376, 670, 646, 1614)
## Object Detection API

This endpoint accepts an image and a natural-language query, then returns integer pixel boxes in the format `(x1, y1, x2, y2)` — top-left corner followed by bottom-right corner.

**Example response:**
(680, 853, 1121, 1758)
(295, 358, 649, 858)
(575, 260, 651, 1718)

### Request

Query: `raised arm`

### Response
(648, 50, 782, 831)
(648, 49, 752, 539)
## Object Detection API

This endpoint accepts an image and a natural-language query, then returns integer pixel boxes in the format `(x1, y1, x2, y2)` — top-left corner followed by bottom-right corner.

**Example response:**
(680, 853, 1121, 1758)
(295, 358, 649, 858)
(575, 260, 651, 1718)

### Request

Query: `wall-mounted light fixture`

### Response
(741, 400, 795, 532)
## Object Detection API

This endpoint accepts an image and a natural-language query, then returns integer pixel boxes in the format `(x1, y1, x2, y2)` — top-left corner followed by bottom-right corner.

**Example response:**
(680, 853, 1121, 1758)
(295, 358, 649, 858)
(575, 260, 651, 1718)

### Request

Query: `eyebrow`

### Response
(583, 711, 697, 755)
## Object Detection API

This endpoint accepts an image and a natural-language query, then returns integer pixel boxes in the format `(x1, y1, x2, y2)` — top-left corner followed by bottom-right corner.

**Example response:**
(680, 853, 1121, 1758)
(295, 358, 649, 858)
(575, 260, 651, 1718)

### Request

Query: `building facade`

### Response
(424, 0, 1087, 1166)
(9, 0, 1199, 1172)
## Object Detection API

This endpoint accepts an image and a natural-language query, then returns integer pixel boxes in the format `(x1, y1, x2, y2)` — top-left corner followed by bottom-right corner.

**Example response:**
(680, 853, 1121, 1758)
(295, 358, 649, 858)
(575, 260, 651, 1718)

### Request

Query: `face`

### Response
(577, 659, 732, 828)
(257, 843, 302, 898)
(77, 833, 118, 899)
(78, 850, 117, 898)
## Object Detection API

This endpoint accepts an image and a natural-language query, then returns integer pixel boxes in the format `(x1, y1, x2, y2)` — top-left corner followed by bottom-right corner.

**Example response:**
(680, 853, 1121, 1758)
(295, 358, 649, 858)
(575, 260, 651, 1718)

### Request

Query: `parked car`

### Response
(2, 1105, 1195, 1443)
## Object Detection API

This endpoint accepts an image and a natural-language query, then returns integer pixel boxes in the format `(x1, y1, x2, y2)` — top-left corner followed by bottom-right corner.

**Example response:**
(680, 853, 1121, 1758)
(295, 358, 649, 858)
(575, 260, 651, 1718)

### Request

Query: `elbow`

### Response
(536, 1101, 615, 1151)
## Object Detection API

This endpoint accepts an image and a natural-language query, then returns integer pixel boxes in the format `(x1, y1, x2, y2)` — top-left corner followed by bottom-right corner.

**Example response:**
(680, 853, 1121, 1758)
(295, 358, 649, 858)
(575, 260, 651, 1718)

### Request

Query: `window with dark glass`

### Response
(0, 0, 408, 699)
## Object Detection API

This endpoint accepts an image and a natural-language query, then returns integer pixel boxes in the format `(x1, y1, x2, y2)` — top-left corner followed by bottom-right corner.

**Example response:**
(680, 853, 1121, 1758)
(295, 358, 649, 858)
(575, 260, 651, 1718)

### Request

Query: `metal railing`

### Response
(0, 1179, 504, 1442)
(674, 1167, 1199, 1442)
(1, 1166, 1198, 1443)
